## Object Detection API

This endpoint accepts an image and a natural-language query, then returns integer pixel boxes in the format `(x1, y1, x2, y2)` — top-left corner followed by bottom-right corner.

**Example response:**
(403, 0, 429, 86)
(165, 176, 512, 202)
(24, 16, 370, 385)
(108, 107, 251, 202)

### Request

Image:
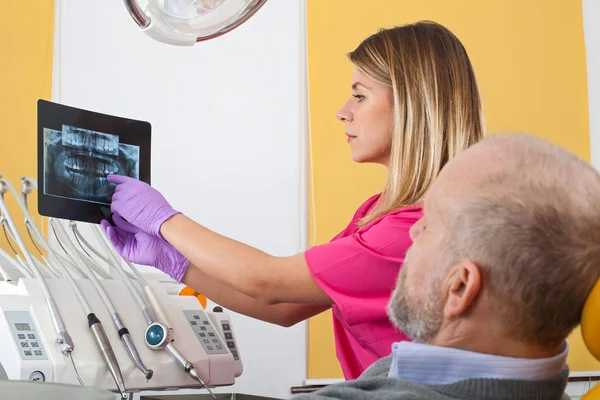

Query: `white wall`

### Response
(583, 0, 600, 170)
(52, 0, 309, 398)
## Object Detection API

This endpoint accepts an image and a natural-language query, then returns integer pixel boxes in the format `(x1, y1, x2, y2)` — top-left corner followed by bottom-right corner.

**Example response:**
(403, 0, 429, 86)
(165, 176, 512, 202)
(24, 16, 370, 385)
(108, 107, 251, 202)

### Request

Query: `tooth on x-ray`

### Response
(43, 125, 140, 205)
(62, 125, 119, 156)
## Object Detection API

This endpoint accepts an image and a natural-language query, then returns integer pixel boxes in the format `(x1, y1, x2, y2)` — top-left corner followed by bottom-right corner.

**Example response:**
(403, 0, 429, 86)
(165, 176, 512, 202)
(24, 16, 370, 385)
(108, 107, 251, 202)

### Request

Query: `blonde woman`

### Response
(103, 21, 485, 379)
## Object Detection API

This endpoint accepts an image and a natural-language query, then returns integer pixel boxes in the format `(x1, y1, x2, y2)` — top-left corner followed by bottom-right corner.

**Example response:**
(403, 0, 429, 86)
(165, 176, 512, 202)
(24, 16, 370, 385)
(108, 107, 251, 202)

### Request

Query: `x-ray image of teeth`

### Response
(43, 125, 140, 205)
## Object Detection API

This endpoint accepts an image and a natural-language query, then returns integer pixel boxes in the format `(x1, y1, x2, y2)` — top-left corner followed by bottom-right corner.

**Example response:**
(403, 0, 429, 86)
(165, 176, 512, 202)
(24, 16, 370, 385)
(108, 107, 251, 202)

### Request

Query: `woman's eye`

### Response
(352, 94, 365, 102)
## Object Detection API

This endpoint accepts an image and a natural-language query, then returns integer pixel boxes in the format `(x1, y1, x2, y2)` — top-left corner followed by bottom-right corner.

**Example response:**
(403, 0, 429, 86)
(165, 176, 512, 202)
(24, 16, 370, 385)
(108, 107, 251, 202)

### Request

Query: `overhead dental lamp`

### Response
(123, 0, 269, 46)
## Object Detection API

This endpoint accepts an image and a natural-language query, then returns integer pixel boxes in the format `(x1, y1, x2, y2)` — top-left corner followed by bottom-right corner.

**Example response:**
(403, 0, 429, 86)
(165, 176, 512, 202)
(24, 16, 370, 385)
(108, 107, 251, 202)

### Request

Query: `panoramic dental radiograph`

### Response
(43, 125, 140, 204)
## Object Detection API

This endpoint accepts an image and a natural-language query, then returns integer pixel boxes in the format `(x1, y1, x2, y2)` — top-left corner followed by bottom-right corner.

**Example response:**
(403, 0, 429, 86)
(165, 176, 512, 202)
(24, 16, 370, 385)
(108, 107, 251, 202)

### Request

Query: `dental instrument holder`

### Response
(0, 175, 243, 394)
(0, 275, 243, 391)
(51, 219, 151, 387)
(92, 224, 214, 393)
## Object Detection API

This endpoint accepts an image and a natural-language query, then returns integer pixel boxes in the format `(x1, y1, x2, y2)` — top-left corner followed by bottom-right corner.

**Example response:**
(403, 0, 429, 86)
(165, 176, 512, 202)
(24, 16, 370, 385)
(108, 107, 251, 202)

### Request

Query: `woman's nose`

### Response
(336, 103, 353, 123)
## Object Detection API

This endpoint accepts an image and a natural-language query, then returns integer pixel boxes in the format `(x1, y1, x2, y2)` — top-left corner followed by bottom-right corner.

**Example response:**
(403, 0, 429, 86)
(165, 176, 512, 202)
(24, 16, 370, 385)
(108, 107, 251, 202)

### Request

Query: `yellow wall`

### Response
(0, 2, 54, 255)
(307, 0, 592, 378)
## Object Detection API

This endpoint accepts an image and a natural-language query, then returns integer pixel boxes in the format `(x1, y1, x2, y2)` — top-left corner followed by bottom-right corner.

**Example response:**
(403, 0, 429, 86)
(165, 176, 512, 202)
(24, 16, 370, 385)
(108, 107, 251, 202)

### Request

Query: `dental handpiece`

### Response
(164, 342, 207, 385)
(89, 313, 127, 397)
(113, 314, 153, 380)
(145, 322, 217, 399)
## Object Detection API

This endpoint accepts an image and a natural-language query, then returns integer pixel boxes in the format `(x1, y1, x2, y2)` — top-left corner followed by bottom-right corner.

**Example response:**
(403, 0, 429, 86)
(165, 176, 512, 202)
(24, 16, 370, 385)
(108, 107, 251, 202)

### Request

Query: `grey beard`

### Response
(387, 268, 443, 343)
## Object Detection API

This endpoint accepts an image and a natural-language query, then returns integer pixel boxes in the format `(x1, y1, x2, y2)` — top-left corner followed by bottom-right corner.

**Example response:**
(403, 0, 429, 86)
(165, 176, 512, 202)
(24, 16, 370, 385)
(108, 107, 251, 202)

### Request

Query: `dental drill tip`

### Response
(189, 367, 200, 380)
(145, 369, 153, 381)
(188, 368, 218, 400)
(118, 382, 126, 396)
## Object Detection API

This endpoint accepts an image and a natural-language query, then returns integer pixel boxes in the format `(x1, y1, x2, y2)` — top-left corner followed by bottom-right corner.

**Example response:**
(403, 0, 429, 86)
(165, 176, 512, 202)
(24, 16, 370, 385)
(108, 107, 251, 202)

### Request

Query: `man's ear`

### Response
(443, 261, 482, 320)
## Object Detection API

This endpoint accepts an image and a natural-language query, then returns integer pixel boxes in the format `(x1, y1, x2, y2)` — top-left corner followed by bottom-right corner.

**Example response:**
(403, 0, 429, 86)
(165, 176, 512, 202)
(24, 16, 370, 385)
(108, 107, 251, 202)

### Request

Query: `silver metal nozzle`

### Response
(188, 366, 217, 399)
(90, 322, 126, 395)
(56, 330, 74, 355)
(165, 343, 217, 399)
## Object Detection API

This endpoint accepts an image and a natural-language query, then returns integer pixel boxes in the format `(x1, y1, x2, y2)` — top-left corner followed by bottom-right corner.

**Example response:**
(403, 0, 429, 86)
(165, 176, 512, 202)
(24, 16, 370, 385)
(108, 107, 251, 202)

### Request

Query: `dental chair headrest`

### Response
(582, 279, 600, 360)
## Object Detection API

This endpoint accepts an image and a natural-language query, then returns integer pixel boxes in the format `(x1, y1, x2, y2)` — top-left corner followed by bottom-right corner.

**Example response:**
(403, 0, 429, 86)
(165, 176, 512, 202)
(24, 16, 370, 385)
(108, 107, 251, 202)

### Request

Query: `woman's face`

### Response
(336, 68, 394, 166)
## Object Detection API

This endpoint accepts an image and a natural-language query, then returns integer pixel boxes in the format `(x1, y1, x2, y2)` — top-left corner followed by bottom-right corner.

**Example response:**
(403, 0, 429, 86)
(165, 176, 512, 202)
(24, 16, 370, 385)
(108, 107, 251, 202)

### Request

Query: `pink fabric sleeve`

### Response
(305, 207, 422, 326)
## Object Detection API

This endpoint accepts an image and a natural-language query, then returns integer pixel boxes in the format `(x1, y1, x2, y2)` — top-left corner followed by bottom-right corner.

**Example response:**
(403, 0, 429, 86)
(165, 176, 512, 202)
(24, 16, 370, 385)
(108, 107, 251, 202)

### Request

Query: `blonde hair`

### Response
(350, 21, 485, 226)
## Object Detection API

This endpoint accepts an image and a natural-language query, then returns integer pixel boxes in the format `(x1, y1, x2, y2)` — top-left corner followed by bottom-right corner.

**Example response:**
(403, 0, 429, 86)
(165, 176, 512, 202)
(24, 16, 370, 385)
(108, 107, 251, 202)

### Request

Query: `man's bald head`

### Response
(440, 134, 599, 203)
(389, 133, 600, 351)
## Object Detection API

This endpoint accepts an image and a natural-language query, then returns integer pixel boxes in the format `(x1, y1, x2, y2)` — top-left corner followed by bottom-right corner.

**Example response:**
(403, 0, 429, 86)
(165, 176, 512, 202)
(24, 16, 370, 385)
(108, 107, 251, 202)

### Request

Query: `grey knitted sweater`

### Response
(293, 355, 570, 400)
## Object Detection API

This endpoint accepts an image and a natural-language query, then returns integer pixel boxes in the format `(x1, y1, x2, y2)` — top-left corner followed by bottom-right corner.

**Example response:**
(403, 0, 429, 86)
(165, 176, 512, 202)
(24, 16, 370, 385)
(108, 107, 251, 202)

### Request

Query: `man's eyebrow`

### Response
(351, 82, 370, 91)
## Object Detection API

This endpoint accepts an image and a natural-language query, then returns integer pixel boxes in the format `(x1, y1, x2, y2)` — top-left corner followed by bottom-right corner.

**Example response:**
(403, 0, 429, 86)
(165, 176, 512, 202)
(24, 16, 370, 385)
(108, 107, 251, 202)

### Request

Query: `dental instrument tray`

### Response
(37, 100, 151, 224)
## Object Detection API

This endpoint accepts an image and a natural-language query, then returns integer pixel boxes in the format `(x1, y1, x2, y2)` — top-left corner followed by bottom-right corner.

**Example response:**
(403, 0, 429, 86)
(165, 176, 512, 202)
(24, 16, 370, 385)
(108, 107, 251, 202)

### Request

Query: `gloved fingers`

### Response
(110, 200, 121, 215)
(107, 174, 132, 185)
(112, 213, 139, 234)
(114, 227, 130, 244)
(100, 219, 112, 235)
(101, 220, 125, 253)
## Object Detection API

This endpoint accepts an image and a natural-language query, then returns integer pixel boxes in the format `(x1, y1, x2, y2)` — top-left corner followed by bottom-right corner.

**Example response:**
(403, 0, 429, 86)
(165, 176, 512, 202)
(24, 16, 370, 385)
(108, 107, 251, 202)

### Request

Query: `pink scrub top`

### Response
(305, 194, 423, 379)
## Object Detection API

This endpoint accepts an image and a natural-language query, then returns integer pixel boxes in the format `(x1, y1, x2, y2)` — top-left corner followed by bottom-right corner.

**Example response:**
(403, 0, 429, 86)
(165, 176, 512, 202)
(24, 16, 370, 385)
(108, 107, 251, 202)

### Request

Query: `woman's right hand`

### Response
(101, 213, 190, 282)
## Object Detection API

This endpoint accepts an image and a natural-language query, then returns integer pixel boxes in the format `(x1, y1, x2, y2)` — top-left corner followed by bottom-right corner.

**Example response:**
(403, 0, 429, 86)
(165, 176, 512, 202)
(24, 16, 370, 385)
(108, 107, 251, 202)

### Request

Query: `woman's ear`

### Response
(443, 261, 482, 320)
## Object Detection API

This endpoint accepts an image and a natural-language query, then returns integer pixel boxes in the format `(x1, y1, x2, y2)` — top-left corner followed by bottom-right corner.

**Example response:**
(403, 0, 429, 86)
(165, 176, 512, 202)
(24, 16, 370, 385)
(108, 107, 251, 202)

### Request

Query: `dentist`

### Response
(102, 21, 485, 379)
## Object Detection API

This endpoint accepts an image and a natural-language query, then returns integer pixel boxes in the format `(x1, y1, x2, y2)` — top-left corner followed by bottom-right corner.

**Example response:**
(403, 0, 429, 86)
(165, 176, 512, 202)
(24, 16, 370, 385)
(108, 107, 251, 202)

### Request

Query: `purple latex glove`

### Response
(107, 174, 180, 237)
(101, 213, 190, 282)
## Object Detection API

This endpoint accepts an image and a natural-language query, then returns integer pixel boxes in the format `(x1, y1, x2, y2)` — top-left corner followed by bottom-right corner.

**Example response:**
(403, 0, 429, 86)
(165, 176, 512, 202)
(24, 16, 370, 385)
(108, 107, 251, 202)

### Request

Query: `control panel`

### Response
(183, 310, 228, 355)
(5, 311, 47, 361)
(219, 319, 239, 360)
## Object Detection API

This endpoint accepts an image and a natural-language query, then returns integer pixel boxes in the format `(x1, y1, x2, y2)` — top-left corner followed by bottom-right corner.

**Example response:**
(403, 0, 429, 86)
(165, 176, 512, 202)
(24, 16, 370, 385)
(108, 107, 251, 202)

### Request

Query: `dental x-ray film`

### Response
(43, 126, 140, 205)
(38, 100, 151, 224)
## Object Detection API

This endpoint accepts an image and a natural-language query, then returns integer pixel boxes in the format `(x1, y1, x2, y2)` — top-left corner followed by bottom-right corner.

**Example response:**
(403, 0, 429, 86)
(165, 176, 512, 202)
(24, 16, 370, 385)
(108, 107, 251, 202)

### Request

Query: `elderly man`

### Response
(296, 134, 600, 400)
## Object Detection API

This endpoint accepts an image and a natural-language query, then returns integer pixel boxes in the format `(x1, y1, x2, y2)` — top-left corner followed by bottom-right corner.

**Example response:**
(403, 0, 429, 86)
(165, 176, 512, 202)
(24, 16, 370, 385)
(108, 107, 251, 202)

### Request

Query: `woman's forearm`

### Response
(160, 214, 329, 304)
(182, 264, 330, 327)
(161, 214, 279, 300)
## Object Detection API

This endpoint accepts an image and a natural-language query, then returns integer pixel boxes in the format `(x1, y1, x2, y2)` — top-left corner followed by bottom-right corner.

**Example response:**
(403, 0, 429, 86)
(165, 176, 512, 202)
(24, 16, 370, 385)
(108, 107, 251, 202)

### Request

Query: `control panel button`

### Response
(222, 323, 230, 330)
(27, 334, 36, 340)
(207, 346, 214, 350)
(199, 333, 206, 337)
(190, 321, 197, 325)
(203, 321, 210, 325)
(208, 332, 215, 337)
(225, 332, 233, 339)
(193, 315, 200, 320)
(231, 350, 238, 359)
(21, 342, 29, 348)
(227, 341, 235, 349)
(212, 339, 219, 343)
(18, 334, 25, 340)
(200, 327, 207, 331)
(216, 345, 223, 350)
(34, 350, 42, 356)
(31, 342, 39, 348)
(24, 351, 32, 356)
(203, 339, 210, 344)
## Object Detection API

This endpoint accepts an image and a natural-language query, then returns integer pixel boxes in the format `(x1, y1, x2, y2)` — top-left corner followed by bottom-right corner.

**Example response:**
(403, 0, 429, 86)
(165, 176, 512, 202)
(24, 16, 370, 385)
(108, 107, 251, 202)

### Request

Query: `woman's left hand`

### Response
(101, 213, 190, 282)
(107, 174, 180, 237)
